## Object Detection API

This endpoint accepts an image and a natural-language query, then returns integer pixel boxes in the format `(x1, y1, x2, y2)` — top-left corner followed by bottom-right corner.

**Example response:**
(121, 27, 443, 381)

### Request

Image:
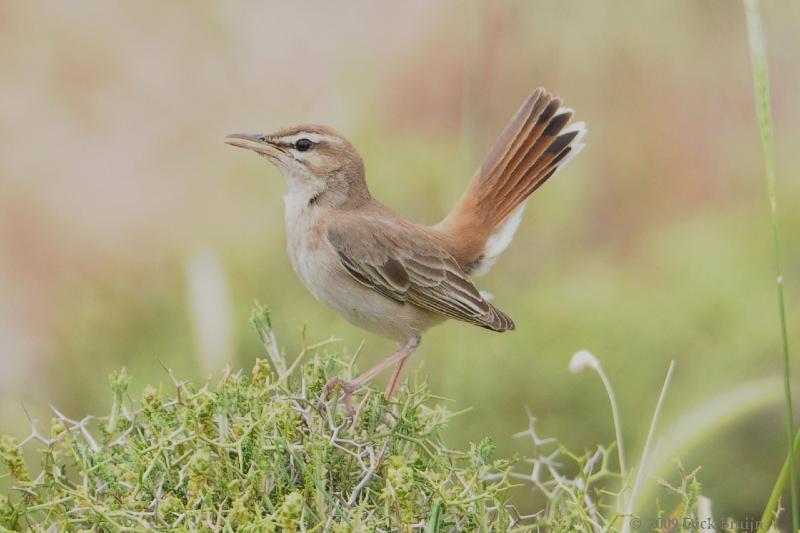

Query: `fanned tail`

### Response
(436, 88, 586, 275)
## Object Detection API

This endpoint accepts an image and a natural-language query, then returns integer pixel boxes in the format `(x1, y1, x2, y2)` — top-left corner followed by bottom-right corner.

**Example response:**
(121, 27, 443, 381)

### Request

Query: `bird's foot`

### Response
(322, 377, 360, 417)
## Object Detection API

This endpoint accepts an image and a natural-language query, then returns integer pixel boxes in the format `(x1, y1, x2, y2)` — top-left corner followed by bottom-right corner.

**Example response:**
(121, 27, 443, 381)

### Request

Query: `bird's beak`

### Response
(224, 133, 284, 159)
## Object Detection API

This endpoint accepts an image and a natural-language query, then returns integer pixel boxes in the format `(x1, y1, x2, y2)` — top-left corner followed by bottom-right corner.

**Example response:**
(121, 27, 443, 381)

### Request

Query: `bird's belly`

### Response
(286, 223, 442, 342)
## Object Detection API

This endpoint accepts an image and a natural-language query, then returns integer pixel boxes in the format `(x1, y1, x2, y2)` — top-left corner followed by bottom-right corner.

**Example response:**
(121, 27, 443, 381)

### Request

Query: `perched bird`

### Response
(226, 88, 585, 405)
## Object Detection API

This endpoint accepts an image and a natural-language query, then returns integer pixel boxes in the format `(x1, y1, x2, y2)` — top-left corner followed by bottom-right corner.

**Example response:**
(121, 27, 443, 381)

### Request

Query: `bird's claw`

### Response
(322, 377, 359, 417)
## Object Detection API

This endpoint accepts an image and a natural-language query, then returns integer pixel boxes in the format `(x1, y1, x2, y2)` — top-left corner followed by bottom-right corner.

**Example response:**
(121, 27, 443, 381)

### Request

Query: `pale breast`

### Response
(283, 200, 443, 342)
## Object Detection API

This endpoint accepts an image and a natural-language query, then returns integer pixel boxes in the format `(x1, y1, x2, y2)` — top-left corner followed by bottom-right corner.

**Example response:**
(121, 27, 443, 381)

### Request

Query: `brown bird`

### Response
(225, 87, 585, 406)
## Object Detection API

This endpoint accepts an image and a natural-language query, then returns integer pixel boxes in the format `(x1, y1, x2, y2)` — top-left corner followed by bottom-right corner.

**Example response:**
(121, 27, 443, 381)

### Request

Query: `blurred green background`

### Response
(1, 0, 799, 521)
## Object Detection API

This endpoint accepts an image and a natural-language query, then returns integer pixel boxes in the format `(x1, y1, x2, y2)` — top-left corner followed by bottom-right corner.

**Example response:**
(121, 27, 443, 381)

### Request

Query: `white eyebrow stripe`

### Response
(274, 132, 331, 145)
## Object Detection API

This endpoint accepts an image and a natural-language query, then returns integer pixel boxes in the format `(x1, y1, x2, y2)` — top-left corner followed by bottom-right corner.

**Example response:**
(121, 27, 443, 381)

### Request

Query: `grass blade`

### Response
(426, 499, 443, 533)
(634, 377, 784, 513)
(622, 360, 675, 533)
(742, 1, 798, 530)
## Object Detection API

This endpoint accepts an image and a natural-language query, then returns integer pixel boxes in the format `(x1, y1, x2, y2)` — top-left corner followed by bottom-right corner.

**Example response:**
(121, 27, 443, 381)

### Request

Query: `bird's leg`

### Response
(324, 337, 420, 411)
(385, 342, 417, 399)
(355, 337, 420, 390)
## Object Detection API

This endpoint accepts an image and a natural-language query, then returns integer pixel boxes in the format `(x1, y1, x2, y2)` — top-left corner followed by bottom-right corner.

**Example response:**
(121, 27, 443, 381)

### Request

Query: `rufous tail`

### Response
(436, 88, 586, 275)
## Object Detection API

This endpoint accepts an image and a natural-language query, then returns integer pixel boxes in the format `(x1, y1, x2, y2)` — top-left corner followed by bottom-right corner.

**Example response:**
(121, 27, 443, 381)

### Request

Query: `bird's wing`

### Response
(327, 218, 514, 332)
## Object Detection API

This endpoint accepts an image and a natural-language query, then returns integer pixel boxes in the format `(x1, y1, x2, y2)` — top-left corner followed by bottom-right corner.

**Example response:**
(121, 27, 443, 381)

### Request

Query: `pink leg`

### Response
(386, 349, 413, 398)
(324, 337, 420, 411)
(353, 336, 419, 389)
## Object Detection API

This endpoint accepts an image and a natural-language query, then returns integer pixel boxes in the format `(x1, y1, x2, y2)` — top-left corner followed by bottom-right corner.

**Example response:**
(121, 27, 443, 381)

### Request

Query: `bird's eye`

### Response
(295, 138, 313, 152)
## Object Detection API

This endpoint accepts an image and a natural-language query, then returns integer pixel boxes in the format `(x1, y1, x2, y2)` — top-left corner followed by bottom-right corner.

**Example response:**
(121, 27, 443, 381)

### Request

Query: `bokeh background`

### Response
(1, 0, 799, 521)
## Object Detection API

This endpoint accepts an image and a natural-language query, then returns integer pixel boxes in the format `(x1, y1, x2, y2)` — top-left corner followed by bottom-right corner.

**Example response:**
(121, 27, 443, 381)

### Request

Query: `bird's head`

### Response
(225, 125, 369, 208)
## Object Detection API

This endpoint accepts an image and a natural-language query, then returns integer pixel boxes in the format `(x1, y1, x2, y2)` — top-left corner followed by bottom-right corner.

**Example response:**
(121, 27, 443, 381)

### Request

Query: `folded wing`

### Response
(327, 219, 514, 332)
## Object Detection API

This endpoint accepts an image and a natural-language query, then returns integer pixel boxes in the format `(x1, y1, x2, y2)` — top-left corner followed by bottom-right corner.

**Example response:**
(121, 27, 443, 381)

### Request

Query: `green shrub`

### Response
(0, 310, 526, 531)
(1, 307, 713, 532)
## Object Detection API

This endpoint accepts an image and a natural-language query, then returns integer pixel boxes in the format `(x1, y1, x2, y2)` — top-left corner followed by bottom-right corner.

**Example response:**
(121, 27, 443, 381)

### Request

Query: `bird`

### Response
(225, 87, 586, 408)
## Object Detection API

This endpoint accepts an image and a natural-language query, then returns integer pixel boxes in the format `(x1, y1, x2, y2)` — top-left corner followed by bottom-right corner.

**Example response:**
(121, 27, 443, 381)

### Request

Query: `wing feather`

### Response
(327, 219, 514, 332)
